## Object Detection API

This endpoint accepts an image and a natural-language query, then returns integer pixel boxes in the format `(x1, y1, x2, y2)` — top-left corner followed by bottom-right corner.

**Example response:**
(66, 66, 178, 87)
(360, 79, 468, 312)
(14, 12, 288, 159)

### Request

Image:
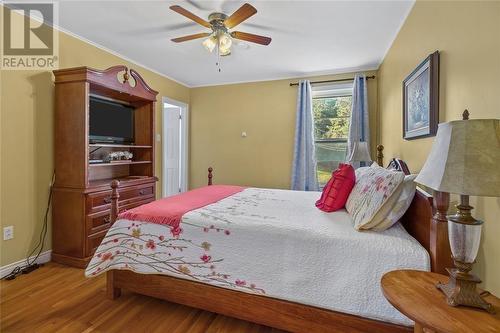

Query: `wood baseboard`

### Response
(51, 252, 90, 268)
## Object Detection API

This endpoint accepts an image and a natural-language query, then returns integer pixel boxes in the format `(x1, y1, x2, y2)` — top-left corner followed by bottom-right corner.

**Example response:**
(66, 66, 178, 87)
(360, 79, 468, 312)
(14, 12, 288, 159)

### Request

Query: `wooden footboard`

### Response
(107, 270, 411, 333)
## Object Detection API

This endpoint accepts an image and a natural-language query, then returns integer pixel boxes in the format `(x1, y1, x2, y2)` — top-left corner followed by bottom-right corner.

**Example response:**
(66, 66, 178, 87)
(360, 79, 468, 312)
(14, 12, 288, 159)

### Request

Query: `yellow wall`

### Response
(378, 1, 500, 293)
(0, 21, 190, 266)
(3, 1, 499, 297)
(190, 72, 378, 189)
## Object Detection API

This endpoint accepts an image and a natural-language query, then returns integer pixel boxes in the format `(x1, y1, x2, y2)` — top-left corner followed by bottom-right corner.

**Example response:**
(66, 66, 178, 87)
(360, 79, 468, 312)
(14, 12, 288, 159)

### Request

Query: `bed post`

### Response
(376, 145, 384, 166)
(110, 180, 120, 223)
(430, 191, 453, 274)
(107, 180, 122, 299)
(106, 270, 121, 299)
(208, 167, 213, 186)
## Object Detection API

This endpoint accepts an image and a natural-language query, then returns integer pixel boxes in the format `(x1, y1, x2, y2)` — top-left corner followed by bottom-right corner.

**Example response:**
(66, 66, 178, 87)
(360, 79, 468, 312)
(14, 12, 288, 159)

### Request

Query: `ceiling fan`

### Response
(169, 3, 272, 58)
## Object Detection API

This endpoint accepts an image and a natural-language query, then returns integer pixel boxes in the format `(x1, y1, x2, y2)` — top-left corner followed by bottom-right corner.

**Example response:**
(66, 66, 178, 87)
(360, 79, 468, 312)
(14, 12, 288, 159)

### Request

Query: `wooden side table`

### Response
(381, 270, 500, 333)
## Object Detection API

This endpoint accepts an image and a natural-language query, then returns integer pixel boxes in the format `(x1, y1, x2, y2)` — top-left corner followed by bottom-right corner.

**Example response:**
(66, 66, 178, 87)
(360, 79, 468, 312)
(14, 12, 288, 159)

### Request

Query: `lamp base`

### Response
(437, 268, 495, 313)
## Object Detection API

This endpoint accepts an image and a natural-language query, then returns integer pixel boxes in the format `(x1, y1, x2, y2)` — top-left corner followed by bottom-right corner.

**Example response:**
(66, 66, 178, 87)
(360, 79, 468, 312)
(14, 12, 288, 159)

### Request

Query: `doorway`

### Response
(162, 97, 188, 197)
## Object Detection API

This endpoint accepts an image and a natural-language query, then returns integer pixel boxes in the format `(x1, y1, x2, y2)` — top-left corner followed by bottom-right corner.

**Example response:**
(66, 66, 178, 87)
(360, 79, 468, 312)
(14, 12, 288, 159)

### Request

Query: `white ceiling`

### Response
(56, 0, 415, 87)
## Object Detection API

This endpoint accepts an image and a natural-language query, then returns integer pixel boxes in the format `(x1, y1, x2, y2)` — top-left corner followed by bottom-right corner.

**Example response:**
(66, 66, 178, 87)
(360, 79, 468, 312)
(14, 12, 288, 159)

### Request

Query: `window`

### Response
(312, 83, 353, 186)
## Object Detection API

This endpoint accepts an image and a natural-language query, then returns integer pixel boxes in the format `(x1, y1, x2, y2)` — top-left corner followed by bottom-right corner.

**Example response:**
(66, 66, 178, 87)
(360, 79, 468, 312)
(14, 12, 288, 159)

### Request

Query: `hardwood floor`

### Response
(0, 263, 286, 333)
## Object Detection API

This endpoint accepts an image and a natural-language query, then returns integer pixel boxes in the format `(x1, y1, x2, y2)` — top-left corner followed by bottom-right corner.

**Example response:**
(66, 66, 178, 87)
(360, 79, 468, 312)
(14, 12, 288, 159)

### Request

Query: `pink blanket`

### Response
(118, 185, 245, 228)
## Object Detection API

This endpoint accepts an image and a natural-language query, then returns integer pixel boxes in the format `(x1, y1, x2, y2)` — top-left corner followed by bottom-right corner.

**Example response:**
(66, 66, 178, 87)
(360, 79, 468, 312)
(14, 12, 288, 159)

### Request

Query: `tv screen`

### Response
(89, 96, 134, 144)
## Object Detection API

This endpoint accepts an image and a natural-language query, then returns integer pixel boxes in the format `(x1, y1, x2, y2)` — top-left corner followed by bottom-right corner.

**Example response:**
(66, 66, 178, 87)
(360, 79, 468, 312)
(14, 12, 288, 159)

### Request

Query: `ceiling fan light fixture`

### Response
(202, 36, 217, 53)
(169, 3, 272, 68)
(218, 33, 232, 52)
(219, 48, 231, 57)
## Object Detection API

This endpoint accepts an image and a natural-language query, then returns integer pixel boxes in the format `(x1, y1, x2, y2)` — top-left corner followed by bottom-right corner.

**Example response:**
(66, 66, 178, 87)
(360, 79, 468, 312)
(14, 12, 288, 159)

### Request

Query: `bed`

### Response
(87, 146, 453, 333)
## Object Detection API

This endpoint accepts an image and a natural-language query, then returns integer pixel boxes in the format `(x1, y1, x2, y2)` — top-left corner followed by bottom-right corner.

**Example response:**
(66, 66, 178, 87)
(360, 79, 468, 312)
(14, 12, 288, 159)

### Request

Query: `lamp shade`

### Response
(415, 119, 500, 196)
(348, 141, 372, 163)
(202, 36, 217, 53)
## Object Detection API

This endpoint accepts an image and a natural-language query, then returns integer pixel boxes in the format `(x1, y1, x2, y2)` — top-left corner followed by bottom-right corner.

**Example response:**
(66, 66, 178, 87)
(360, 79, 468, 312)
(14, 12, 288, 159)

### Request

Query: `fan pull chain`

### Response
(216, 41, 222, 73)
(215, 39, 221, 73)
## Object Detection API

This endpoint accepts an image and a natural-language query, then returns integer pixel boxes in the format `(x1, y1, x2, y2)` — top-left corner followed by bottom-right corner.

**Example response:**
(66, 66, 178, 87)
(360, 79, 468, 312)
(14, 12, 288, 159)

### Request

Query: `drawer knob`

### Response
(139, 190, 145, 195)
(103, 216, 110, 223)
(103, 197, 111, 204)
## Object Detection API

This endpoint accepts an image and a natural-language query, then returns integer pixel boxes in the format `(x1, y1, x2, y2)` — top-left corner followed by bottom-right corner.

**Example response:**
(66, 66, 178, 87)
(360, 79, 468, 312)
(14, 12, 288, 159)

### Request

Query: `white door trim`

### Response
(162, 97, 189, 197)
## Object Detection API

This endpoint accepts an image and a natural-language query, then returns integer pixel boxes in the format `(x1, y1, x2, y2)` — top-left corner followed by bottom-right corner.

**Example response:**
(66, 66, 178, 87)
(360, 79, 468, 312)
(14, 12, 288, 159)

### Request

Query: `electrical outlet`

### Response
(3, 226, 14, 240)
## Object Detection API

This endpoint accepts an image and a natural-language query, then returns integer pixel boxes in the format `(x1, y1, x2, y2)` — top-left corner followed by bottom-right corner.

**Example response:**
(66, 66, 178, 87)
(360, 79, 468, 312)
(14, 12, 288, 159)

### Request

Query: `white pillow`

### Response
(371, 174, 417, 231)
(346, 165, 405, 230)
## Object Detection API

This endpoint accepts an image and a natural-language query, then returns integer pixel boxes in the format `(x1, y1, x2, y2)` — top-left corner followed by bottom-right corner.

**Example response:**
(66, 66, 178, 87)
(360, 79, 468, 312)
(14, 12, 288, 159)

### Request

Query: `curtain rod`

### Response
(289, 75, 376, 87)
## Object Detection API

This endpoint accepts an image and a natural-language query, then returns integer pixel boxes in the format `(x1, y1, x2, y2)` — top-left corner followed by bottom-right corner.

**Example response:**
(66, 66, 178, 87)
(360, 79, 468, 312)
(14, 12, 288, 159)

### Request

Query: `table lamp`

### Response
(415, 110, 500, 313)
(348, 141, 372, 165)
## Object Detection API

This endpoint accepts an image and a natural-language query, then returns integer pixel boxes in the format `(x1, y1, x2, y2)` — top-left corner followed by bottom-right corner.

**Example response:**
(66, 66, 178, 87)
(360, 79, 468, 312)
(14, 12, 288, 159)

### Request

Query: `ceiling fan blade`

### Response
(224, 3, 257, 29)
(171, 32, 210, 43)
(231, 31, 271, 45)
(169, 5, 211, 28)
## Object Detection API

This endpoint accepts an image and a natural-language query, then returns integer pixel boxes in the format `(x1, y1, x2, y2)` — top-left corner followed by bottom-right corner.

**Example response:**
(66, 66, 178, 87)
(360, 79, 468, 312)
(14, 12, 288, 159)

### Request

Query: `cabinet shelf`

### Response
(89, 160, 152, 167)
(89, 143, 152, 149)
(88, 176, 157, 190)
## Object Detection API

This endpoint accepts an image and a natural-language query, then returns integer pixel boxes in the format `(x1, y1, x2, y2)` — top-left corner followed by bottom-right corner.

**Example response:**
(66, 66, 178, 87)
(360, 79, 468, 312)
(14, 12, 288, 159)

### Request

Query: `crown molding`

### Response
(190, 65, 379, 88)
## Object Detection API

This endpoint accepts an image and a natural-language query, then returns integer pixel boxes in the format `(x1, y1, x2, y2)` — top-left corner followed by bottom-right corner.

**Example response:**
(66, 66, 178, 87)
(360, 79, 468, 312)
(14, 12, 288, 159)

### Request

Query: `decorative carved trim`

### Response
(122, 71, 130, 84)
(129, 68, 159, 97)
(53, 65, 158, 101)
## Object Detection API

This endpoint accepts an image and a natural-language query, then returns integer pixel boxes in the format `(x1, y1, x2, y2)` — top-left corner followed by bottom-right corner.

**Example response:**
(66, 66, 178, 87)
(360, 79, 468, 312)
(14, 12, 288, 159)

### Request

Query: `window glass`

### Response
(313, 95, 352, 186)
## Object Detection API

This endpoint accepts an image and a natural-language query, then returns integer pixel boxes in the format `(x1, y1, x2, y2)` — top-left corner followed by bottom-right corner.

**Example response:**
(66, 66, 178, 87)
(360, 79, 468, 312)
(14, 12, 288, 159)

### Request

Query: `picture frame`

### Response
(402, 51, 439, 140)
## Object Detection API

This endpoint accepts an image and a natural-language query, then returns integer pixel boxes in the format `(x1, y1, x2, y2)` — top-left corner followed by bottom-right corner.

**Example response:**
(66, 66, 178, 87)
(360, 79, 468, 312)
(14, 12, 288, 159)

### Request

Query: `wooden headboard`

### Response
(400, 188, 452, 274)
(205, 145, 453, 274)
(376, 145, 452, 274)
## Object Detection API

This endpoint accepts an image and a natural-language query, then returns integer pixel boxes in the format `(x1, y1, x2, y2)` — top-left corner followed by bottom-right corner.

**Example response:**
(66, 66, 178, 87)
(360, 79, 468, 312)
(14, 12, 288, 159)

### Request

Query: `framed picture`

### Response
(403, 51, 439, 140)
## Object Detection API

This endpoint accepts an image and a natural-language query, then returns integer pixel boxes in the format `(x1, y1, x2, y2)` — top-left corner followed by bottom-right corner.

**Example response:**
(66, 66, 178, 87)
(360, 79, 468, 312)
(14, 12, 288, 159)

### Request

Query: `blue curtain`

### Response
(291, 80, 319, 191)
(347, 74, 371, 168)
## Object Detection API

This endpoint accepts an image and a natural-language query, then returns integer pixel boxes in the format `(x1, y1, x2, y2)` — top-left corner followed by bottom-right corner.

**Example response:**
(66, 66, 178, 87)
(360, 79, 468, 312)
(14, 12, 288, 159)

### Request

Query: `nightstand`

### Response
(381, 270, 500, 333)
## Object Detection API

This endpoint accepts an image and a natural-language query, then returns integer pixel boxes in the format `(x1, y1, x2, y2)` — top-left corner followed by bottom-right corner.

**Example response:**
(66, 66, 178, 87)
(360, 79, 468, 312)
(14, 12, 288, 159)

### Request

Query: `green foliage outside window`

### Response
(313, 96, 352, 139)
(313, 96, 352, 186)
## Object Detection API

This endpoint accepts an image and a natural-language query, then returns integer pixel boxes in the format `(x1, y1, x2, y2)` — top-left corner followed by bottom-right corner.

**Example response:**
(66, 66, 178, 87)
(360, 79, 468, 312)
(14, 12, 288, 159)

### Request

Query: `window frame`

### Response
(311, 84, 353, 186)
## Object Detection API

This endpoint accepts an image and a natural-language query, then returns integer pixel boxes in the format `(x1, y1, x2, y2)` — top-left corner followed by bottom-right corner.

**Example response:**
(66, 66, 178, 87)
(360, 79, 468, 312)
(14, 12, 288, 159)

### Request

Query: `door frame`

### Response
(161, 97, 189, 197)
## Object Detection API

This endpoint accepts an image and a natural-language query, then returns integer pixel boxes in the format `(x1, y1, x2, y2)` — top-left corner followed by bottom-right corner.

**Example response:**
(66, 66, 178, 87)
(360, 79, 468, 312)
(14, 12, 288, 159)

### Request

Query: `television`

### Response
(89, 96, 135, 144)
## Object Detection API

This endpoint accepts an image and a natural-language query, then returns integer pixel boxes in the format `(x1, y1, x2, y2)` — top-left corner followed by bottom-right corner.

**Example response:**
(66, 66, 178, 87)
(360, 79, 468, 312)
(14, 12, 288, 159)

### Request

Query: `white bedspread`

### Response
(86, 188, 430, 326)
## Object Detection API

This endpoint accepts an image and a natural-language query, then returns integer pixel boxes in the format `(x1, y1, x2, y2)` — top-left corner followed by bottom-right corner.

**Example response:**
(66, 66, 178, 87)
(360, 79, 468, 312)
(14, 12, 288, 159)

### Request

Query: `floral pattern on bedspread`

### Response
(85, 189, 290, 294)
(85, 219, 265, 294)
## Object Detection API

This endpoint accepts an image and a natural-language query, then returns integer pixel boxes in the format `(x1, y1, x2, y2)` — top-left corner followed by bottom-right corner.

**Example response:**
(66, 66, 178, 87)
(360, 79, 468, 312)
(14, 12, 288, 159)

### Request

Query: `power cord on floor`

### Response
(3, 171, 55, 281)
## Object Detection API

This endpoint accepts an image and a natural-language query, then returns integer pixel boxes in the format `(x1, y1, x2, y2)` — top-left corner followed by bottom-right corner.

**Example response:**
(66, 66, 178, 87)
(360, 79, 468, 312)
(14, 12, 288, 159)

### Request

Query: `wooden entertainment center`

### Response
(52, 65, 158, 268)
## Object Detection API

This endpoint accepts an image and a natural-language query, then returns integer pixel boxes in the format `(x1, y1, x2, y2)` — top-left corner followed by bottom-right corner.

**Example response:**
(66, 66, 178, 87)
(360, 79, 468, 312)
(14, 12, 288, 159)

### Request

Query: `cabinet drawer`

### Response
(86, 210, 112, 235)
(86, 196, 155, 236)
(87, 229, 108, 257)
(87, 184, 155, 213)
(87, 191, 113, 211)
(117, 196, 156, 215)
(120, 185, 154, 205)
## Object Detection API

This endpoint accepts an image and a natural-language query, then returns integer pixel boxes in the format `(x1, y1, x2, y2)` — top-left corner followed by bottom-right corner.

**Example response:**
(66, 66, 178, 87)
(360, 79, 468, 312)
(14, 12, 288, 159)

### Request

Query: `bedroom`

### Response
(1, 0, 499, 332)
